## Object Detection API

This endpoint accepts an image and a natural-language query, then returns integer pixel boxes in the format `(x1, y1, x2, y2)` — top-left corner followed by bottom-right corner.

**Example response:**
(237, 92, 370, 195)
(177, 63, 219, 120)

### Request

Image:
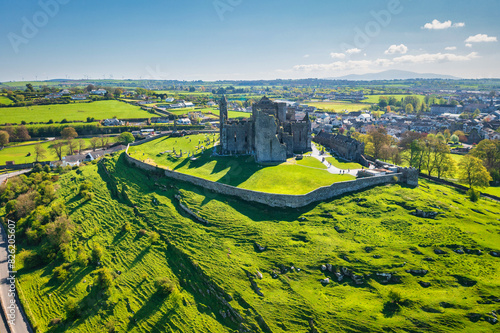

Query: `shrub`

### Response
(53, 265, 69, 282)
(97, 268, 113, 290)
(139, 229, 147, 236)
(91, 244, 103, 263)
(148, 231, 160, 244)
(467, 188, 480, 202)
(122, 223, 131, 232)
(65, 298, 80, 318)
(155, 277, 175, 295)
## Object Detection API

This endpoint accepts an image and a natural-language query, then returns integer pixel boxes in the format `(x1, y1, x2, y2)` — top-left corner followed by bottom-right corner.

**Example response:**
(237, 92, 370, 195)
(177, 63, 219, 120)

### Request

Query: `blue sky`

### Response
(1, 0, 499, 81)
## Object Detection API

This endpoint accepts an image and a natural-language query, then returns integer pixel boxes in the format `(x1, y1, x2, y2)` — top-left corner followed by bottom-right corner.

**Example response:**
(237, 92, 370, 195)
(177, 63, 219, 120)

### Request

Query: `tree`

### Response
(61, 127, 78, 140)
(0, 131, 9, 147)
(367, 126, 391, 159)
(51, 141, 65, 160)
(46, 216, 73, 248)
(405, 104, 414, 113)
(89, 137, 99, 151)
(450, 134, 459, 144)
(66, 139, 77, 155)
(26, 83, 34, 92)
(117, 132, 135, 144)
(458, 155, 492, 189)
(16, 125, 31, 141)
(34, 143, 46, 162)
(99, 136, 109, 149)
(78, 139, 86, 153)
(471, 139, 500, 172)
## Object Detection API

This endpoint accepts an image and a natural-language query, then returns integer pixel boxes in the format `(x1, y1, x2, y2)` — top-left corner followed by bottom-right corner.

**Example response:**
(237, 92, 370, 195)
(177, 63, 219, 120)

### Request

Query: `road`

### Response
(0, 221, 32, 333)
(310, 144, 364, 176)
(0, 171, 31, 184)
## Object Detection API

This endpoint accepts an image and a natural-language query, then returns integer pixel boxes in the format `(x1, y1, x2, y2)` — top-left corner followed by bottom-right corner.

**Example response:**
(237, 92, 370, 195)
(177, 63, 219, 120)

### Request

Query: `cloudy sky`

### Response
(1, 0, 499, 81)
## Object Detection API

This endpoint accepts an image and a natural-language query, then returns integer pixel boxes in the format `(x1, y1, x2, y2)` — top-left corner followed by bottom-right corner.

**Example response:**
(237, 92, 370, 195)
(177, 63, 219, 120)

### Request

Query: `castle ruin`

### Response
(219, 96, 311, 163)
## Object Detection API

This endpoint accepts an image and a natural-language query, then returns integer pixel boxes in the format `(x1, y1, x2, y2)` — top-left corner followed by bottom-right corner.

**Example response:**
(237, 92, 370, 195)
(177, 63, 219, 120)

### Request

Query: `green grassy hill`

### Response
(12, 154, 500, 332)
(128, 134, 354, 194)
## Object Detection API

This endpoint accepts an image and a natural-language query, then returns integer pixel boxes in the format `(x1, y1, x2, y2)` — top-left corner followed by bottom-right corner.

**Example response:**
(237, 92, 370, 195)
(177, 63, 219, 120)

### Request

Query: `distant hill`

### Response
(330, 70, 461, 81)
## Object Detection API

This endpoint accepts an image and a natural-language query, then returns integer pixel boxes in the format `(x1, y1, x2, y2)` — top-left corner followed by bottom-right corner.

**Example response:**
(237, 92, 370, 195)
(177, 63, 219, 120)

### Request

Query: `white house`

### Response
(357, 114, 372, 122)
(177, 118, 191, 125)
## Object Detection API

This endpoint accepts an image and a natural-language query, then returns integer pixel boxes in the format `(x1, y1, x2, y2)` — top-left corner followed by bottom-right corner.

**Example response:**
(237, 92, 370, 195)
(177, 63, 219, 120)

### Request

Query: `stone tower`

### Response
(219, 95, 228, 138)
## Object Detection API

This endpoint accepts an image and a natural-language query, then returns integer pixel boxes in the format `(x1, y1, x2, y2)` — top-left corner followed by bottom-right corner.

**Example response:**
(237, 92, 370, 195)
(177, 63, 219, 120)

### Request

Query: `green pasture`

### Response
(0, 100, 152, 124)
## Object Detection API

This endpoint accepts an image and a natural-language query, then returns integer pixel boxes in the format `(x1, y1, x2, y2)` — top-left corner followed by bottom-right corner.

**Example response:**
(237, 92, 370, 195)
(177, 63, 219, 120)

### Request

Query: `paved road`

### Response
(310, 145, 364, 176)
(0, 171, 31, 184)
(0, 221, 32, 333)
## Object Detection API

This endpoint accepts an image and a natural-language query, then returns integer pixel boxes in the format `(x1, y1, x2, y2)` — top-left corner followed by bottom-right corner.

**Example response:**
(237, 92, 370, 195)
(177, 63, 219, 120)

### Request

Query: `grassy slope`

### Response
(17, 155, 500, 332)
(0, 138, 107, 165)
(0, 101, 151, 124)
(128, 134, 354, 194)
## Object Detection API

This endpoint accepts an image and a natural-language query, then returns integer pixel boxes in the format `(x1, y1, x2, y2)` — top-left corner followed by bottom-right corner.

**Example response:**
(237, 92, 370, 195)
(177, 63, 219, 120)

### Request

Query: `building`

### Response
(219, 96, 311, 163)
(90, 89, 107, 95)
(313, 131, 366, 164)
(431, 104, 461, 115)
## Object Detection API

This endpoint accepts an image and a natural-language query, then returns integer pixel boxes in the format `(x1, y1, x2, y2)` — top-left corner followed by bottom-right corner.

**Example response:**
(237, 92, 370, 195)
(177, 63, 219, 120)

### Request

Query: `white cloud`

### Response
(422, 19, 465, 30)
(393, 52, 479, 64)
(291, 52, 479, 73)
(303, 54, 310, 58)
(384, 44, 408, 55)
(445, 46, 457, 51)
(345, 48, 361, 55)
(465, 43, 473, 48)
(330, 52, 346, 59)
(465, 34, 498, 43)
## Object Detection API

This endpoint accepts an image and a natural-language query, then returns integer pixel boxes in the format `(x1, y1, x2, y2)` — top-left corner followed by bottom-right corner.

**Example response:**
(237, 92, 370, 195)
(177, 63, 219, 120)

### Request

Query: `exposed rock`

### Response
(326, 264, 333, 272)
(373, 255, 382, 259)
(413, 209, 439, 219)
(419, 281, 431, 288)
(364, 247, 374, 253)
(424, 257, 435, 262)
(406, 269, 429, 275)
(439, 302, 454, 308)
(254, 242, 267, 252)
(334, 226, 347, 233)
(490, 251, 500, 258)
(454, 249, 465, 254)
(321, 265, 326, 271)
(434, 249, 447, 255)
(467, 313, 482, 323)
(320, 278, 330, 284)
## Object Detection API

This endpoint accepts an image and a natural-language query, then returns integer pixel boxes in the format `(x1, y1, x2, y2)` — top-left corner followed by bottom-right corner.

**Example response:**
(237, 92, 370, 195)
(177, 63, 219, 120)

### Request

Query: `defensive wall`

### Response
(124, 145, 418, 208)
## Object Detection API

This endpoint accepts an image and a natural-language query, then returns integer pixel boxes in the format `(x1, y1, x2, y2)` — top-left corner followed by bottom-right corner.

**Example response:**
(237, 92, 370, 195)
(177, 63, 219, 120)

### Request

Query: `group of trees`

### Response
(355, 126, 496, 198)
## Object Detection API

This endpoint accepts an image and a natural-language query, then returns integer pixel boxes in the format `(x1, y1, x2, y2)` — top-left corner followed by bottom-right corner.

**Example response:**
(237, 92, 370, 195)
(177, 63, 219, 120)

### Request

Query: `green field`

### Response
(326, 156, 363, 170)
(0, 100, 153, 124)
(363, 94, 426, 104)
(0, 95, 13, 105)
(12, 156, 500, 332)
(307, 101, 369, 112)
(166, 107, 250, 119)
(128, 134, 354, 194)
(0, 137, 114, 165)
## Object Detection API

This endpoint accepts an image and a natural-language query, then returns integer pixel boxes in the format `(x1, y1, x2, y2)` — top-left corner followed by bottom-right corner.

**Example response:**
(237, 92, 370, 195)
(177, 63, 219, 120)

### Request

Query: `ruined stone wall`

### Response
(314, 133, 364, 162)
(254, 113, 287, 163)
(221, 121, 253, 155)
(291, 122, 311, 153)
(124, 149, 408, 208)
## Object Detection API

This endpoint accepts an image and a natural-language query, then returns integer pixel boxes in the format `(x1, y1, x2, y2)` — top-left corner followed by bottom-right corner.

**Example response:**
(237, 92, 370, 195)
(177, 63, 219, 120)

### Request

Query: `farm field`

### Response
(306, 101, 370, 112)
(11, 156, 500, 332)
(363, 94, 426, 104)
(128, 134, 354, 194)
(0, 137, 114, 165)
(0, 100, 152, 124)
(166, 107, 250, 119)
